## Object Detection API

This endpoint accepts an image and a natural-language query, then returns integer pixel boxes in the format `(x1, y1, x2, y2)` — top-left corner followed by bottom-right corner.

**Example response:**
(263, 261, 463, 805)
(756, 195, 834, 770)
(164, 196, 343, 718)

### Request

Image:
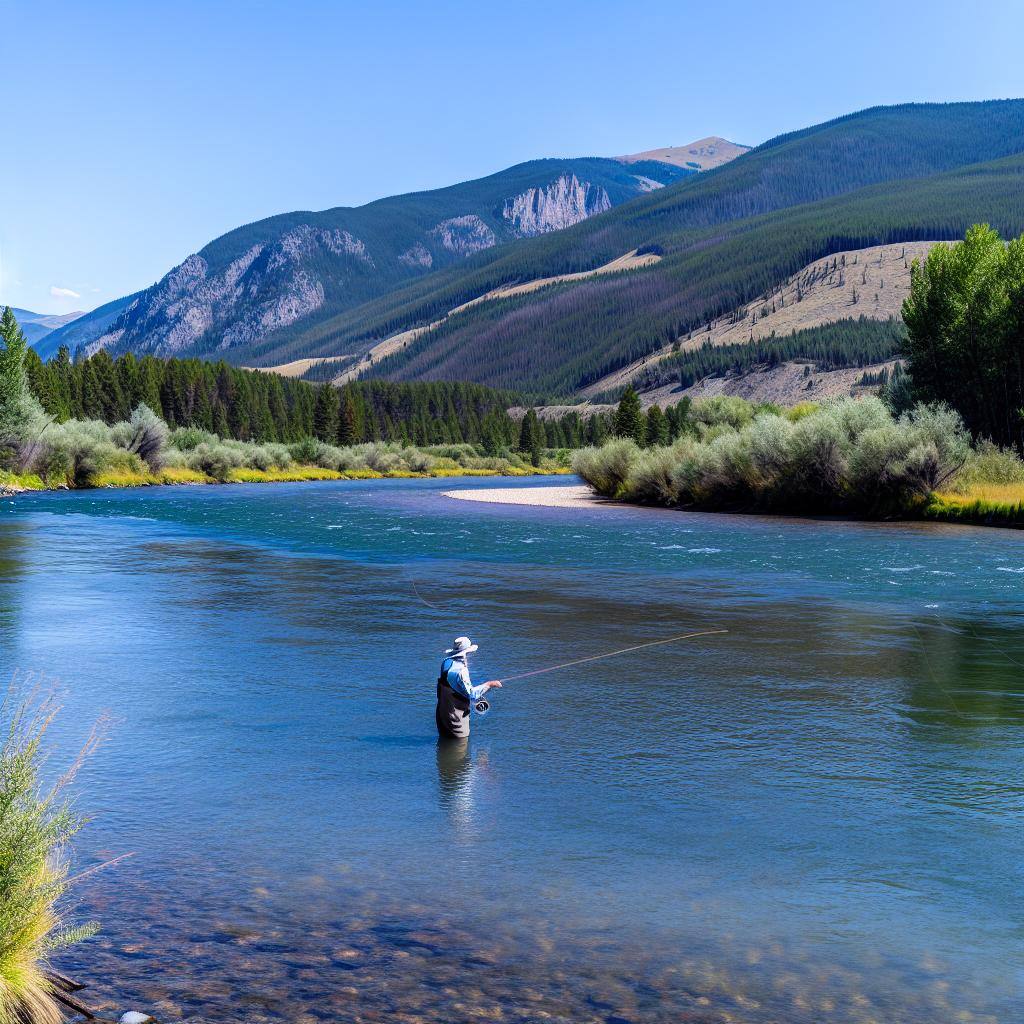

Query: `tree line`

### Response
(22, 345, 532, 448)
(902, 223, 1024, 449)
(20, 341, 629, 455)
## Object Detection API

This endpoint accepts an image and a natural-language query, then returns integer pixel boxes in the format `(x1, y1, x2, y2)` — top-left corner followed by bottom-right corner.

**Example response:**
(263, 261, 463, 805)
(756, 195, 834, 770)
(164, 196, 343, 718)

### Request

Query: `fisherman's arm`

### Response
(453, 663, 501, 700)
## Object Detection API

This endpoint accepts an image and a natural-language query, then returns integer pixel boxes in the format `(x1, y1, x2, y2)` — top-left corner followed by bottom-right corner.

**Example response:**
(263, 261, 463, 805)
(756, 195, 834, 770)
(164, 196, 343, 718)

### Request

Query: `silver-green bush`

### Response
(575, 396, 972, 516)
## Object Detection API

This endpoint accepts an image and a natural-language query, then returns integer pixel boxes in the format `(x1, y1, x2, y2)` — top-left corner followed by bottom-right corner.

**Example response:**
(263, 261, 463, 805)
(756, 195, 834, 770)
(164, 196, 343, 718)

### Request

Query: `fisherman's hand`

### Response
(486, 680, 502, 690)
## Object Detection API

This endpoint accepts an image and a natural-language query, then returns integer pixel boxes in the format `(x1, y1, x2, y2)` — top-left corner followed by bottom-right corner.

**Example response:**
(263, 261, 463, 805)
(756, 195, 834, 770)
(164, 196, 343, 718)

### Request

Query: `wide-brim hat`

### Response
(446, 635, 478, 656)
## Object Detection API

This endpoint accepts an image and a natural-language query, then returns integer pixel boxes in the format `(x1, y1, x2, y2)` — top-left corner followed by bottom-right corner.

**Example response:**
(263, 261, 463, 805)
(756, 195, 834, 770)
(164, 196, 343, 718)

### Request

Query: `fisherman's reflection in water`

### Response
(435, 738, 491, 837)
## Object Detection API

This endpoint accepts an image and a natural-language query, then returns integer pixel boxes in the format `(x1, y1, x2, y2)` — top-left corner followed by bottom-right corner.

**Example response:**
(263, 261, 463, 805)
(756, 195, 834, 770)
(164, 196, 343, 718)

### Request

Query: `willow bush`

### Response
(575, 396, 973, 517)
(0, 398, 551, 488)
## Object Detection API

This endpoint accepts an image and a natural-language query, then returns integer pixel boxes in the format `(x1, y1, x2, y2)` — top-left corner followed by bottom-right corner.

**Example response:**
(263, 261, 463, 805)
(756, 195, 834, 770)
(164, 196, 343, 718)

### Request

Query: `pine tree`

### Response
(614, 387, 645, 443)
(518, 409, 545, 465)
(313, 385, 340, 441)
(338, 390, 359, 446)
(645, 405, 669, 447)
(80, 359, 106, 421)
(518, 409, 538, 452)
(0, 306, 32, 435)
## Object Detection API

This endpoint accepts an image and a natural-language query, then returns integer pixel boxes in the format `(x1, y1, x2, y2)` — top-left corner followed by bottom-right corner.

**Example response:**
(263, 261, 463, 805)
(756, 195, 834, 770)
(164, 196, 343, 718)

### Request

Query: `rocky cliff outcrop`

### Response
(399, 243, 433, 268)
(94, 226, 369, 356)
(501, 175, 611, 237)
(430, 215, 497, 256)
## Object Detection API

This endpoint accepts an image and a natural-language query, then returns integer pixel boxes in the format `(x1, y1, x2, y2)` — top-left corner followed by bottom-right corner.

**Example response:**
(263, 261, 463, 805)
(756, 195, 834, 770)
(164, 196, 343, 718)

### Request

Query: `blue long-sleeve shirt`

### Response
(441, 656, 489, 704)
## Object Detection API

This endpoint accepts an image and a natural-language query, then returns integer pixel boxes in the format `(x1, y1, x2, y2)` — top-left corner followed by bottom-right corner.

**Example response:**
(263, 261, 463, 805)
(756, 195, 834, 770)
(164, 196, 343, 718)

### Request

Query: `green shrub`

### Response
(572, 438, 641, 497)
(690, 395, 756, 432)
(577, 397, 972, 517)
(187, 442, 245, 482)
(169, 426, 219, 452)
(288, 436, 321, 464)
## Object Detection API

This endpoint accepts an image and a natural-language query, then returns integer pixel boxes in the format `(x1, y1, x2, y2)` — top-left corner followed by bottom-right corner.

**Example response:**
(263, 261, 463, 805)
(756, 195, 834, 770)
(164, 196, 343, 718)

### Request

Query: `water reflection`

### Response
(898, 615, 1024, 729)
(436, 738, 489, 838)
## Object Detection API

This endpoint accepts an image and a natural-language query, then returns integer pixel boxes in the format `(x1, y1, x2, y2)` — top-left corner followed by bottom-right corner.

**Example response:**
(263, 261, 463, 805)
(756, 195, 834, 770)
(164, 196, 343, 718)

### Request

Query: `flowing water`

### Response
(1, 477, 1022, 1023)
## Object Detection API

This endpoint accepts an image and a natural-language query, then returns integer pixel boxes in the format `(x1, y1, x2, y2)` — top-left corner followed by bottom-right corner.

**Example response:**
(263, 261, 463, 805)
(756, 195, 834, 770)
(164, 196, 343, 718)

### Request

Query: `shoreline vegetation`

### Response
(572, 394, 1024, 528)
(0, 423, 573, 497)
(570, 225, 1024, 529)
(0, 692, 99, 1024)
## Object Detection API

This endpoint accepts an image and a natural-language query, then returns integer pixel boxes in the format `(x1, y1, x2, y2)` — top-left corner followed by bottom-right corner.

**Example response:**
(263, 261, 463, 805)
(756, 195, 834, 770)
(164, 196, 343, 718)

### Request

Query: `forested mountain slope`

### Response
(89, 157, 691, 360)
(248, 100, 1024, 393)
(364, 152, 1024, 395)
(580, 241, 937, 397)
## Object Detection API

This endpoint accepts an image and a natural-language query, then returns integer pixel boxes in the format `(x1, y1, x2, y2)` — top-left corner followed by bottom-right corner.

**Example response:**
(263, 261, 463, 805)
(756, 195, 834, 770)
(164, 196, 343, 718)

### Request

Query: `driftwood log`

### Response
(44, 969, 113, 1022)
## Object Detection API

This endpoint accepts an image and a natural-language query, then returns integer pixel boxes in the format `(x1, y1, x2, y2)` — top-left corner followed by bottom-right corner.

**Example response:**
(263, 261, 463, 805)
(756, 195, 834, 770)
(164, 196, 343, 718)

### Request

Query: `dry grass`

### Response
(940, 483, 1024, 505)
(241, 355, 354, 379)
(0, 470, 46, 492)
(926, 484, 1024, 527)
(227, 466, 344, 483)
(1, 693, 103, 1024)
(582, 242, 948, 399)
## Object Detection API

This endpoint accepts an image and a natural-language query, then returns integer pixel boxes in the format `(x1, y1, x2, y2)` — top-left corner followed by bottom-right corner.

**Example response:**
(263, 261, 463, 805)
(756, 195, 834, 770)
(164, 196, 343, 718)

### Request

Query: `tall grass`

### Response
(0, 691, 100, 1024)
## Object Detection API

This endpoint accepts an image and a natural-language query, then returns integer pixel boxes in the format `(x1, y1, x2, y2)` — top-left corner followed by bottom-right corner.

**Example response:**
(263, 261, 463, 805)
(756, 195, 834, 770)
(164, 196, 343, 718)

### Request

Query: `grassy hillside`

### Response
(580, 240, 934, 398)
(628, 316, 907, 396)
(239, 99, 1024, 379)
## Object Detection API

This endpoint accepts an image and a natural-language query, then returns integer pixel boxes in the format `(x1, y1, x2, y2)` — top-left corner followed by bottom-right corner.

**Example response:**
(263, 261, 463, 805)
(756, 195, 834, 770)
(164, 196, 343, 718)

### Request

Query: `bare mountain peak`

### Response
(618, 136, 751, 171)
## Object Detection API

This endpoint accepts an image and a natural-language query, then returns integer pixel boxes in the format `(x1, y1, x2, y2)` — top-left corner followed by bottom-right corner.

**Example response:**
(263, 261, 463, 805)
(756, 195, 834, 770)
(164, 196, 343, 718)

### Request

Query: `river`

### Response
(1, 477, 1021, 1023)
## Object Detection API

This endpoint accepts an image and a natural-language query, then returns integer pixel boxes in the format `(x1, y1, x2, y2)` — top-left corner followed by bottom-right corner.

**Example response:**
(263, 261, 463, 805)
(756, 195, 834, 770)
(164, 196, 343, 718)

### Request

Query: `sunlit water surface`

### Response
(1, 477, 1022, 1023)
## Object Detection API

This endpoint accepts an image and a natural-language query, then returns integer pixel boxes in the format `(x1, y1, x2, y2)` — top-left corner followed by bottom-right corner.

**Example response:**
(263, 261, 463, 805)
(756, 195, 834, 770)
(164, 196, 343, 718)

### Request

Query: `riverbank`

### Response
(0, 464, 573, 497)
(925, 484, 1024, 527)
(447, 480, 1024, 529)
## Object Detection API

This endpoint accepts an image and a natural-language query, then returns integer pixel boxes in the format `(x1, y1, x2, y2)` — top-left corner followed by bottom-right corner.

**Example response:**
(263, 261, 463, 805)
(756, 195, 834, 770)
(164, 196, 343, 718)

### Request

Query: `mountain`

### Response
(39, 293, 139, 360)
(617, 136, 750, 170)
(89, 157, 699, 360)
(255, 100, 1024, 396)
(7, 307, 86, 351)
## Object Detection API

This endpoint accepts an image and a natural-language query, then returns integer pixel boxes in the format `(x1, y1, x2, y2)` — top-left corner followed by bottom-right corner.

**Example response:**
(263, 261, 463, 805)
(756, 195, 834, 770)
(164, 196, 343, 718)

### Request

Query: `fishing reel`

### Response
(474, 698, 491, 715)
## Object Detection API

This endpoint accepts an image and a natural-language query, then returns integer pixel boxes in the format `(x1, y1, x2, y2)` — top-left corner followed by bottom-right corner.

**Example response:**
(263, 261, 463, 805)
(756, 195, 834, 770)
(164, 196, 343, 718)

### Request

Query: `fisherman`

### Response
(436, 636, 501, 739)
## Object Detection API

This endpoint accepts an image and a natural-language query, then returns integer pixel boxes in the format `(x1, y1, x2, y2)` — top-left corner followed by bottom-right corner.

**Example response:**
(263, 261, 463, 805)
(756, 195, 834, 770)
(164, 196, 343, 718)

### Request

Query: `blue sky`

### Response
(3, 0, 1022, 314)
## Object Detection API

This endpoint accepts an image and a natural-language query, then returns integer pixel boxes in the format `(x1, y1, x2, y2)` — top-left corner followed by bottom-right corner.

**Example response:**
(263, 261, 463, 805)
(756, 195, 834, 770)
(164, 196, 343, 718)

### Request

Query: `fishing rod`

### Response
(471, 628, 728, 714)
(498, 629, 729, 684)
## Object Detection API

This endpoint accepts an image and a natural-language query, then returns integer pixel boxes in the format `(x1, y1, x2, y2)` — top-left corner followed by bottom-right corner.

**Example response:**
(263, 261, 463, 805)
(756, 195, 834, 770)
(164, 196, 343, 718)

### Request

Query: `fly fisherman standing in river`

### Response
(436, 636, 501, 739)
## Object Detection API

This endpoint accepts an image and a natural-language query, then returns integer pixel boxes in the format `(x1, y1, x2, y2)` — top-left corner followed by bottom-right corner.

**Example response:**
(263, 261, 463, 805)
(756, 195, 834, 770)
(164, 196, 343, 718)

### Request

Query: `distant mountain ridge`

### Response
(79, 155, 703, 360)
(41, 104, 1024, 400)
(6, 307, 86, 353)
(41, 293, 138, 359)
(271, 100, 1024, 396)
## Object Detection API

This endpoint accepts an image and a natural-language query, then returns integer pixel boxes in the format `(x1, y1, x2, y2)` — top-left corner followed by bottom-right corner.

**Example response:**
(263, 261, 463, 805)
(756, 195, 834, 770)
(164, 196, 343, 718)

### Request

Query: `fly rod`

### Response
(498, 629, 728, 684)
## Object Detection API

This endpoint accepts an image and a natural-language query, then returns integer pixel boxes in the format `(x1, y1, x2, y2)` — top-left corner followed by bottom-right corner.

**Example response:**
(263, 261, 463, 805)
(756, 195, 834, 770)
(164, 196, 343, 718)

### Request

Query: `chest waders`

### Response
(436, 660, 472, 739)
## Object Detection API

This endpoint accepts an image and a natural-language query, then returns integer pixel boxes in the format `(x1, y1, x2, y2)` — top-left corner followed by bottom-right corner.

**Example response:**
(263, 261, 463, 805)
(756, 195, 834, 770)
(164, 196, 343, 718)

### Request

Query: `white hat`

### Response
(446, 636, 478, 656)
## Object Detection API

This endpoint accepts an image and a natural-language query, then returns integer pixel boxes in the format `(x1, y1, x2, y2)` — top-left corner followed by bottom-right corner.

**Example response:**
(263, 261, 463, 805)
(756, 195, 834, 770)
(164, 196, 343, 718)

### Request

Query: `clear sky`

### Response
(3, 0, 1022, 314)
